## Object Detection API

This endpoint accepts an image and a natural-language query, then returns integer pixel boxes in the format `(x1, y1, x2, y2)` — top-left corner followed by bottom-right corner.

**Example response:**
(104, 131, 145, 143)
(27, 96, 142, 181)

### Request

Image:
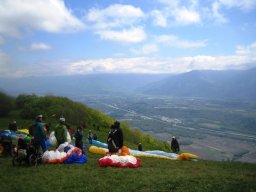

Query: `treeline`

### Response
(1, 92, 115, 132)
(0, 91, 170, 151)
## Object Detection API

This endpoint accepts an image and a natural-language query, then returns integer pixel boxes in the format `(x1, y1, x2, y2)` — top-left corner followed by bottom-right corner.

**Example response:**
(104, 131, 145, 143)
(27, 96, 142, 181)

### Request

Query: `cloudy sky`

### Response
(0, 0, 256, 77)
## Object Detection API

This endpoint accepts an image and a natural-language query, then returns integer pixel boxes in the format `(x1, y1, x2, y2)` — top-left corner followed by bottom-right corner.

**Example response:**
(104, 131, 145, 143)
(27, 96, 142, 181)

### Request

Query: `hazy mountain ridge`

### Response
(139, 68, 256, 99)
(0, 74, 169, 96)
(0, 68, 256, 100)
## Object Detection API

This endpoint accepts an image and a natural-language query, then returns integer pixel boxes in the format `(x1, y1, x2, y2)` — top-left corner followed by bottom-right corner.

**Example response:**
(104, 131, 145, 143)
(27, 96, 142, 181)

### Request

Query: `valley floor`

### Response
(79, 95, 256, 163)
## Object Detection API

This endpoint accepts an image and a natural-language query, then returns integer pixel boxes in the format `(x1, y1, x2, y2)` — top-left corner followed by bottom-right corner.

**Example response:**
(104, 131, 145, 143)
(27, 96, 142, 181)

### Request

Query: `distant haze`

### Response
(1, 68, 255, 100)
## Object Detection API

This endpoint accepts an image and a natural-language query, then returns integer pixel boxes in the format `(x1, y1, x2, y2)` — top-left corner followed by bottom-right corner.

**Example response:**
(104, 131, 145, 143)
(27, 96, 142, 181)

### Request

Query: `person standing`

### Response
(107, 121, 123, 153)
(171, 136, 180, 154)
(93, 133, 98, 140)
(88, 130, 93, 144)
(9, 120, 17, 132)
(31, 115, 47, 152)
(138, 143, 143, 151)
(54, 117, 67, 146)
(74, 126, 83, 153)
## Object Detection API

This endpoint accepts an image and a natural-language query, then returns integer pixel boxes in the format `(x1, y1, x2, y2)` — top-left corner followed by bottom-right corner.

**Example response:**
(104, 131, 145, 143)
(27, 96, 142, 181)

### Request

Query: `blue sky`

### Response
(0, 0, 256, 77)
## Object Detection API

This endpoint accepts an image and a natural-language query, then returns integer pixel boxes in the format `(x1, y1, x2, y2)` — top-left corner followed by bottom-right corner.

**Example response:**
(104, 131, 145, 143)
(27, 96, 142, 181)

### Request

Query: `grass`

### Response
(1, 150, 256, 192)
(1, 107, 256, 192)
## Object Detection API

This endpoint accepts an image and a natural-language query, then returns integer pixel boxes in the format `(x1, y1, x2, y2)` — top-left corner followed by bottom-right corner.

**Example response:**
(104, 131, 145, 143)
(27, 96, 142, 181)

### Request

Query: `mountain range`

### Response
(139, 67, 256, 99)
(0, 67, 255, 100)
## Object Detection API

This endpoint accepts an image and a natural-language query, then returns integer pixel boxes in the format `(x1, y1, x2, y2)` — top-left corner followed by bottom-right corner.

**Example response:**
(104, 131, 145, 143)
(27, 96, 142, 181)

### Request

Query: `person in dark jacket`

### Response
(30, 115, 47, 152)
(138, 143, 143, 151)
(93, 133, 98, 140)
(107, 121, 123, 153)
(9, 120, 17, 132)
(74, 126, 83, 152)
(171, 136, 180, 154)
(88, 130, 93, 144)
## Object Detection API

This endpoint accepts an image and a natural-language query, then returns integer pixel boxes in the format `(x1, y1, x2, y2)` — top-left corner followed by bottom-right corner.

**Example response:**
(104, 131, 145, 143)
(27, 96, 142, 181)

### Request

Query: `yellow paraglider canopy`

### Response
(17, 129, 29, 135)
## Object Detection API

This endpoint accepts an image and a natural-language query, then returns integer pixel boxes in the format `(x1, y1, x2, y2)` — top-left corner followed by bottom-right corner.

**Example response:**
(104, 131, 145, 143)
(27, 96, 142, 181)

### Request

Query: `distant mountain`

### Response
(0, 74, 169, 97)
(1, 68, 255, 100)
(139, 68, 256, 100)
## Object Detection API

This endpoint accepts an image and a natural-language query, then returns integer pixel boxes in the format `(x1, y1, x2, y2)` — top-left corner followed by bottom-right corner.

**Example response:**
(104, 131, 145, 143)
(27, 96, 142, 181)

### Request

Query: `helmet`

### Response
(36, 114, 43, 121)
(36, 114, 43, 119)
(23, 135, 31, 143)
(59, 117, 65, 122)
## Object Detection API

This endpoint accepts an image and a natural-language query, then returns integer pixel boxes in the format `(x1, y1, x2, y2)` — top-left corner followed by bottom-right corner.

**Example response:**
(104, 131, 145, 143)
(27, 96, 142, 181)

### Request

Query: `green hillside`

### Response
(0, 92, 170, 151)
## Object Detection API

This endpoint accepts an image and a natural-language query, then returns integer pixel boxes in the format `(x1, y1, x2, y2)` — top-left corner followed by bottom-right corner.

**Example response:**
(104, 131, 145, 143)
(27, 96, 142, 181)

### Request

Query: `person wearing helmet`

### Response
(31, 114, 47, 152)
(54, 117, 67, 146)
(138, 143, 143, 151)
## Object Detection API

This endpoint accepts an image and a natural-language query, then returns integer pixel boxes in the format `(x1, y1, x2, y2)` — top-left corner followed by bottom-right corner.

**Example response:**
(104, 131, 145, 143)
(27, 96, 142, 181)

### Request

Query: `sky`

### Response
(0, 0, 256, 77)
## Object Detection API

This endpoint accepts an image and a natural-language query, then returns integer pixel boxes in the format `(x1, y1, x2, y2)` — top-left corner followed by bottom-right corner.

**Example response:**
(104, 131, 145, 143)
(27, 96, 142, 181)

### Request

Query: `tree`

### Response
(0, 91, 14, 117)
(15, 94, 38, 109)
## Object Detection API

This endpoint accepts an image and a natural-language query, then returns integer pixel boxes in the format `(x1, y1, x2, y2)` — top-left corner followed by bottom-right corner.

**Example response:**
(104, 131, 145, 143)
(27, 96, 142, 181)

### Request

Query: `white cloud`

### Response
(236, 42, 256, 57)
(151, 10, 167, 27)
(96, 27, 146, 43)
(172, 7, 201, 25)
(211, 2, 228, 23)
(68, 57, 165, 74)
(64, 52, 255, 75)
(30, 43, 52, 51)
(2, 41, 256, 77)
(85, 4, 145, 30)
(0, 0, 85, 37)
(156, 0, 201, 25)
(18, 42, 52, 51)
(207, 0, 256, 23)
(156, 0, 256, 25)
(66, 41, 256, 74)
(85, 4, 146, 44)
(130, 44, 159, 55)
(156, 35, 207, 48)
(218, 0, 256, 11)
(129, 34, 206, 57)
(130, 35, 206, 57)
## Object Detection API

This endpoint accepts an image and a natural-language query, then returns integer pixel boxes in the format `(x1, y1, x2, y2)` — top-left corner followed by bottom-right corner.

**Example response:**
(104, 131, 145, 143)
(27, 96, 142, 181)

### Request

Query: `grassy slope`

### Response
(0, 152, 256, 192)
(1, 95, 255, 191)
